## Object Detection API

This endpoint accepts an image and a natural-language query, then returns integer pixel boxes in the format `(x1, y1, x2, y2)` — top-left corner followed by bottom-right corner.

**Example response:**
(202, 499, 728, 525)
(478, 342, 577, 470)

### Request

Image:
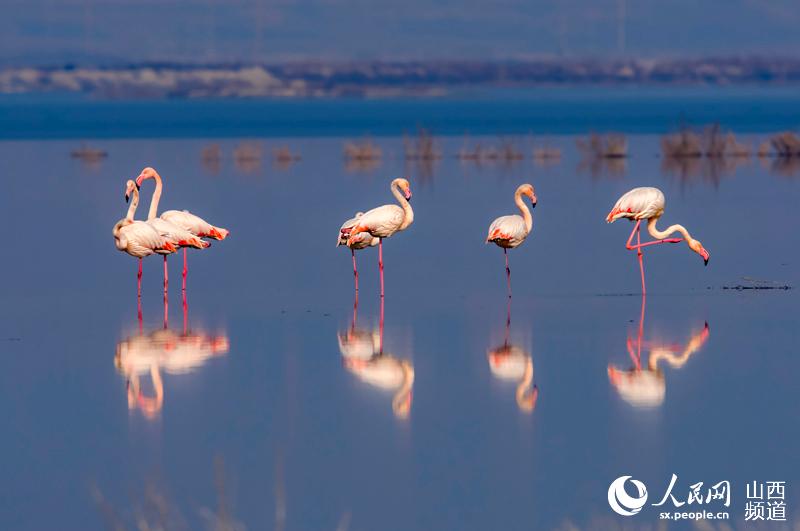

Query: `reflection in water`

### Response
(661, 154, 749, 188)
(200, 143, 222, 174)
(607, 296, 710, 408)
(487, 302, 538, 413)
(115, 294, 229, 419)
(338, 297, 415, 419)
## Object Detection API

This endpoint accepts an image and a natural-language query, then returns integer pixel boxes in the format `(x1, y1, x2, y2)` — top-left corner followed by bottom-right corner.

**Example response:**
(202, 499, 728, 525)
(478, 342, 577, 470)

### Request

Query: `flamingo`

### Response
(113, 180, 177, 297)
(486, 183, 537, 298)
(338, 212, 379, 292)
(607, 296, 710, 408)
(487, 300, 538, 412)
(115, 297, 229, 419)
(339, 296, 414, 419)
(136, 167, 229, 292)
(606, 187, 710, 294)
(347, 178, 414, 298)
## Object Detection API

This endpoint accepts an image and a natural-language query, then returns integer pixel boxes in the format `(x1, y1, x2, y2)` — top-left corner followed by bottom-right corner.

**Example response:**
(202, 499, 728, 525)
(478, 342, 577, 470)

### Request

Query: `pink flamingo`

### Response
(113, 180, 177, 296)
(136, 167, 229, 291)
(338, 211, 379, 292)
(607, 187, 710, 294)
(347, 178, 414, 298)
(486, 183, 537, 298)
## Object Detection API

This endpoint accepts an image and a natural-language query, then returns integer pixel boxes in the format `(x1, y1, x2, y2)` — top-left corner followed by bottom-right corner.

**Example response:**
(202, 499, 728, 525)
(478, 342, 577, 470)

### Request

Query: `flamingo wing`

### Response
(487, 215, 528, 247)
(147, 218, 208, 249)
(357, 204, 404, 238)
(338, 212, 364, 246)
(120, 221, 169, 257)
(161, 210, 229, 240)
(607, 187, 665, 222)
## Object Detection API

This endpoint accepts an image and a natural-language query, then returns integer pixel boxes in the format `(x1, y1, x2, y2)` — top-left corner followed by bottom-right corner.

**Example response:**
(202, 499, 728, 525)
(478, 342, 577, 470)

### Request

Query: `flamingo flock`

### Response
(111, 170, 714, 420)
(113, 167, 228, 296)
(115, 168, 710, 298)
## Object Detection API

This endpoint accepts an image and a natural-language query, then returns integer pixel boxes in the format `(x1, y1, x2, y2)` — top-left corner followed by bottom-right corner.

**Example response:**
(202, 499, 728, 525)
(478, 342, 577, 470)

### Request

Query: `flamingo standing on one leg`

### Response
(347, 178, 414, 298)
(486, 184, 537, 298)
(606, 187, 710, 294)
(113, 180, 177, 296)
(136, 167, 229, 292)
(338, 212, 379, 292)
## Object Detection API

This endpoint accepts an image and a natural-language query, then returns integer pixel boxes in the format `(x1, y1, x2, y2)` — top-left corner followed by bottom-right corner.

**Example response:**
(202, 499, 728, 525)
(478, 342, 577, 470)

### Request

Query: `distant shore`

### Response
(3, 57, 800, 99)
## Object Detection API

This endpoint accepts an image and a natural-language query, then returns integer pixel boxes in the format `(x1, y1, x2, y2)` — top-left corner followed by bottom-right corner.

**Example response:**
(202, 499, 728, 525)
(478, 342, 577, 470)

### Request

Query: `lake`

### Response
(0, 90, 798, 530)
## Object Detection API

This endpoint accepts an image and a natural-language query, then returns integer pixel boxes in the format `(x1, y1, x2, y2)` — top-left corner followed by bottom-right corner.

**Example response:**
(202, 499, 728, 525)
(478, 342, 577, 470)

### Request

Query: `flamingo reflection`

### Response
(487, 301, 538, 412)
(115, 294, 229, 419)
(607, 296, 710, 408)
(338, 296, 415, 419)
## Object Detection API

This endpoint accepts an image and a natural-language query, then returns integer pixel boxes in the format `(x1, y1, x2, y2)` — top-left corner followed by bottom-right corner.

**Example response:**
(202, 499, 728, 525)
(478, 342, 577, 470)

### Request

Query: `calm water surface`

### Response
(0, 130, 798, 530)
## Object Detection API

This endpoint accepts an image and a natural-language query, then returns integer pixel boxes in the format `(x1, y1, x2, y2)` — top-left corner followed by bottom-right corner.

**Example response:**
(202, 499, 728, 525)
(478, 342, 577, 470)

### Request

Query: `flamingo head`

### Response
(124, 179, 139, 203)
(135, 167, 158, 187)
(689, 239, 710, 266)
(519, 183, 537, 208)
(396, 178, 412, 201)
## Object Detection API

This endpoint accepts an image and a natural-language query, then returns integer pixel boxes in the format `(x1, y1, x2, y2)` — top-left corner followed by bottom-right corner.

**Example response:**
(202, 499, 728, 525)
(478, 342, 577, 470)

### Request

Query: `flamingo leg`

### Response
(625, 219, 683, 251)
(137, 295, 143, 334)
(352, 249, 359, 293)
(379, 293, 385, 354)
(137, 258, 143, 298)
(505, 248, 512, 299)
(182, 289, 188, 335)
(637, 222, 646, 295)
(163, 289, 169, 329)
(378, 238, 384, 298)
(163, 255, 169, 295)
(182, 248, 187, 292)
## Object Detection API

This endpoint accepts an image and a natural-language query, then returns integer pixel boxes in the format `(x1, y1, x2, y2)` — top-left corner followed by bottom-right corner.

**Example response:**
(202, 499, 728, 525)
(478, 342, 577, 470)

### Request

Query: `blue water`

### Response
(1, 87, 800, 139)
(0, 106, 799, 530)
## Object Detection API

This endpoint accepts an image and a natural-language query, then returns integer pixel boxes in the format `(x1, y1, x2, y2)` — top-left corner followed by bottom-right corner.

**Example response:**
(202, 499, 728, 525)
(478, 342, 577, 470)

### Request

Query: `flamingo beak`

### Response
(404, 189, 412, 201)
(702, 250, 710, 266)
(125, 192, 130, 203)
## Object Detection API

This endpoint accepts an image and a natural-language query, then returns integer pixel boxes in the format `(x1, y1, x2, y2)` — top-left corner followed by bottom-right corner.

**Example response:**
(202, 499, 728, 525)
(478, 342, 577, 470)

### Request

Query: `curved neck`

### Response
(514, 190, 533, 233)
(127, 186, 140, 222)
(146, 171, 164, 221)
(391, 362, 415, 413)
(515, 357, 534, 404)
(391, 181, 414, 230)
(647, 218, 692, 244)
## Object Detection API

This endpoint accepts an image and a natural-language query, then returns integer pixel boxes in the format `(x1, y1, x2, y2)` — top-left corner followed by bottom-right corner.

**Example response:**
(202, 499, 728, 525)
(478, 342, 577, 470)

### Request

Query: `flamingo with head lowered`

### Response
(113, 180, 177, 297)
(347, 178, 414, 298)
(486, 183, 537, 298)
(606, 187, 709, 294)
(136, 167, 229, 292)
(338, 211, 379, 292)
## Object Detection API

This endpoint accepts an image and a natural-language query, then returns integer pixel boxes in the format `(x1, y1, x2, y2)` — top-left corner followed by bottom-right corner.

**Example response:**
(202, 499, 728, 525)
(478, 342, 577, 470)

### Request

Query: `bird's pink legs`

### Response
(163, 255, 169, 295)
(625, 220, 683, 294)
(637, 223, 645, 295)
(182, 290, 188, 335)
(137, 295, 143, 334)
(351, 249, 359, 293)
(378, 238, 385, 298)
(504, 248, 512, 299)
(163, 290, 169, 329)
(182, 248, 188, 292)
(378, 294, 385, 354)
(137, 258, 143, 298)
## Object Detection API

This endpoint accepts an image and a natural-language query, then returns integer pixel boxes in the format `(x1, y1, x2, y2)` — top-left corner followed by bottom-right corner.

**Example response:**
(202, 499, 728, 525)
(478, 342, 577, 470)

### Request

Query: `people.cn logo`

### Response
(608, 476, 649, 516)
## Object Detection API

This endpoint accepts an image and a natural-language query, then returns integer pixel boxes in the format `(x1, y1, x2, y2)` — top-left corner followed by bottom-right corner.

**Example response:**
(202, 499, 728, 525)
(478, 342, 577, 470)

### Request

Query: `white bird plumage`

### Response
(114, 180, 176, 259)
(606, 186, 665, 222)
(486, 183, 537, 248)
(338, 212, 379, 249)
